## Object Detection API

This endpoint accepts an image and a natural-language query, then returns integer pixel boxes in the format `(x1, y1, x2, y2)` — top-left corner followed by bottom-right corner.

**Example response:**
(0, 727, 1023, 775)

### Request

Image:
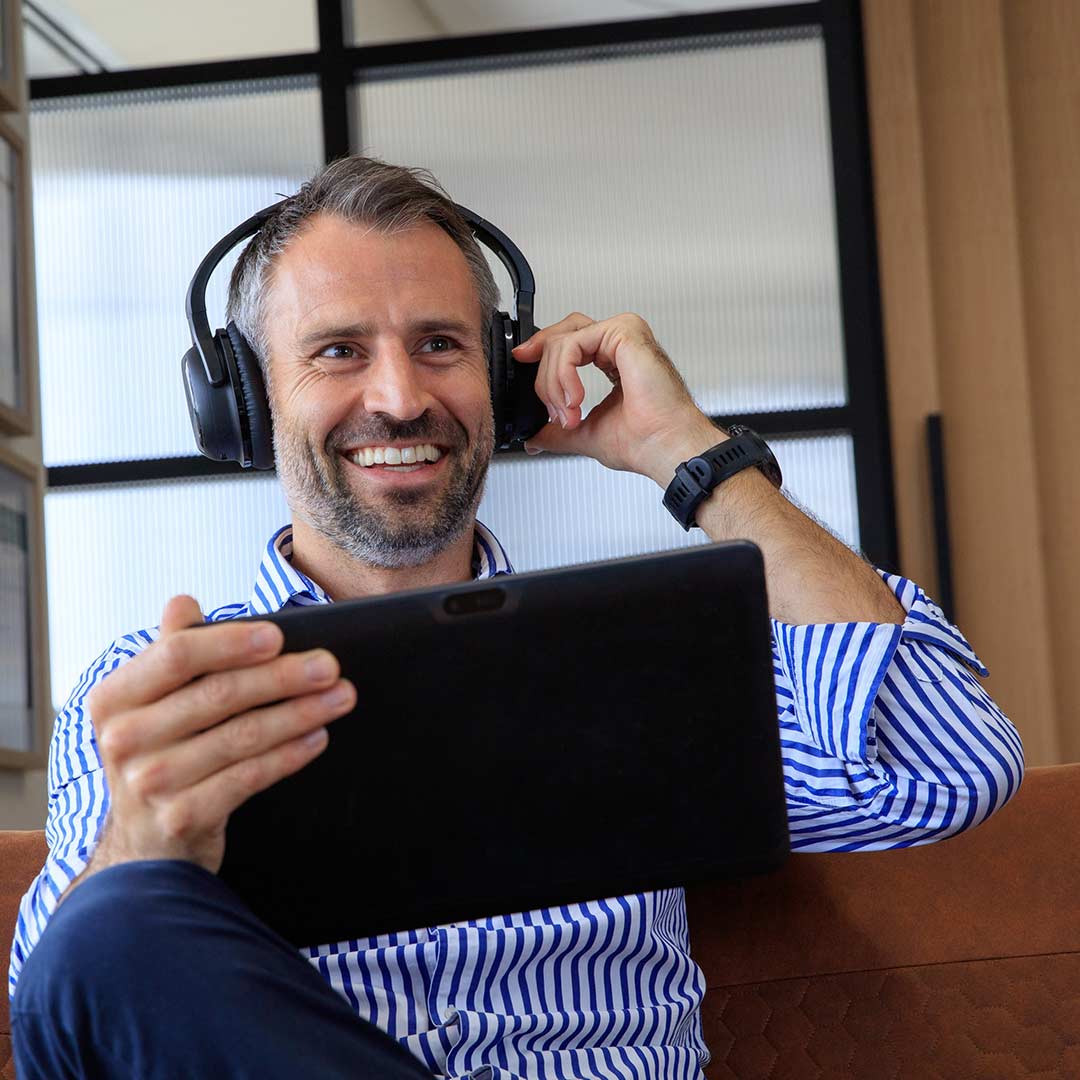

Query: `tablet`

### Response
(218, 540, 788, 947)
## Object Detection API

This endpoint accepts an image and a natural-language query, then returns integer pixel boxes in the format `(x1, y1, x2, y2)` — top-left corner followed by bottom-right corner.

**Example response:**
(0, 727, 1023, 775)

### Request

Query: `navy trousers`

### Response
(12, 860, 434, 1079)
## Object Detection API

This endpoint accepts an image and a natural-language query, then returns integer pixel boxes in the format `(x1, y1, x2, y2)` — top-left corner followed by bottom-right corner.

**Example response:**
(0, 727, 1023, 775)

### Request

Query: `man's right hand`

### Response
(81, 594, 356, 878)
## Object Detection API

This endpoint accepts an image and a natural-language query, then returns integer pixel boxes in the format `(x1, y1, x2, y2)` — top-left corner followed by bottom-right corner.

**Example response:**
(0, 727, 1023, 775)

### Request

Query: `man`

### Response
(10, 157, 1023, 1079)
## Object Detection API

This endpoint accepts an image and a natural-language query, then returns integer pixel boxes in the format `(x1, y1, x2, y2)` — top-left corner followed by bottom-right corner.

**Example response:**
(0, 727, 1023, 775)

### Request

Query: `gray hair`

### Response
(226, 156, 500, 372)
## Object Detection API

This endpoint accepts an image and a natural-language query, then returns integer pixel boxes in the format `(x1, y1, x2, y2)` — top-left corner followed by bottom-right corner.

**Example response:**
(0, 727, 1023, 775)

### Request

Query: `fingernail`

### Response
(251, 625, 280, 651)
(303, 727, 329, 749)
(547, 406, 556, 423)
(524, 444, 542, 456)
(320, 683, 351, 708)
(564, 391, 572, 407)
(306, 653, 336, 681)
(557, 408, 568, 427)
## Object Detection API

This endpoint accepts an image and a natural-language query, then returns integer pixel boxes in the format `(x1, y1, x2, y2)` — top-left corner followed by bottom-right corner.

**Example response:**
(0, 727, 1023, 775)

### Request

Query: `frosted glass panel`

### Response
(354, 30, 846, 416)
(45, 475, 290, 708)
(478, 433, 859, 571)
(46, 434, 855, 708)
(31, 79, 323, 467)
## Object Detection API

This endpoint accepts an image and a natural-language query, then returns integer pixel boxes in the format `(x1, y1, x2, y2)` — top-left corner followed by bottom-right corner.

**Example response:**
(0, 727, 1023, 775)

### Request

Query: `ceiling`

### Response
(24, 0, 809, 77)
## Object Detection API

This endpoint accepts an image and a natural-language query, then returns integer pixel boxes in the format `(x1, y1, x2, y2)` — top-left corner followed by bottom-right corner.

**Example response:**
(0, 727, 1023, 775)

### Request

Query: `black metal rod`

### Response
(316, 0, 352, 163)
(29, 6, 824, 102)
(926, 413, 956, 623)
(46, 407, 851, 490)
(820, 0, 898, 571)
(347, 5, 822, 75)
(30, 53, 320, 99)
(24, 0, 107, 74)
(47, 456, 257, 488)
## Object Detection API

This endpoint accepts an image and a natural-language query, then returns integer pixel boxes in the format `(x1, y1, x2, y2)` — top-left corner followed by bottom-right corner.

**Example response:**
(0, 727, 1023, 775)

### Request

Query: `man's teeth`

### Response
(348, 444, 443, 468)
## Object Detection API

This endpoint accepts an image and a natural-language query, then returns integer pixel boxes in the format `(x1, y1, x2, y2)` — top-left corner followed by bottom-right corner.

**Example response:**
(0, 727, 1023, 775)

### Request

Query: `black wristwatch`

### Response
(662, 425, 783, 531)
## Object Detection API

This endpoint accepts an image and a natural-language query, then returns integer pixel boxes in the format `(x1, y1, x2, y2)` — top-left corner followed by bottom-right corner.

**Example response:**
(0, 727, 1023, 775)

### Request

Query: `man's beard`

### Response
(274, 409, 493, 569)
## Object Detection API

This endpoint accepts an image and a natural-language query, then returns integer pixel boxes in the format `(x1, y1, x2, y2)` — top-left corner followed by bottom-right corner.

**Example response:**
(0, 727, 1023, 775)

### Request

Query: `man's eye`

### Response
(420, 336, 456, 354)
(319, 344, 356, 360)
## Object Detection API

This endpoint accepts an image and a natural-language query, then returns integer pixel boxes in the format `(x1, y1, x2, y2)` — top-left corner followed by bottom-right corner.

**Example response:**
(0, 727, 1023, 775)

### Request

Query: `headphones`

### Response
(182, 201, 549, 469)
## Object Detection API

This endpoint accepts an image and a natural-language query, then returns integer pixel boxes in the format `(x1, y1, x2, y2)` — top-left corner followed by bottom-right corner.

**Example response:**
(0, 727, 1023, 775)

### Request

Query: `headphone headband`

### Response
(185, 202, 284, 387)
(184, 199, 537, 384)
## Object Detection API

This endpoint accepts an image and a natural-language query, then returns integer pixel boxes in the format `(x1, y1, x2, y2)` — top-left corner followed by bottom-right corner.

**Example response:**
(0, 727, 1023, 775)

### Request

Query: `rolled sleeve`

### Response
(773, 619, 902, 765)
(775, 570, 1024, 851)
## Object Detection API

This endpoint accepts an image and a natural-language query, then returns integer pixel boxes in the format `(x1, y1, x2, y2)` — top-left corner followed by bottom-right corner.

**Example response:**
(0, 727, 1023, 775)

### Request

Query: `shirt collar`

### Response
(248, 520, 514, 615)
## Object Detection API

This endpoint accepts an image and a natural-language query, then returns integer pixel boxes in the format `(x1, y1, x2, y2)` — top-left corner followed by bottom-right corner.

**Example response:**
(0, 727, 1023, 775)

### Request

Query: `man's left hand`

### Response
(514, 312, 718, 485)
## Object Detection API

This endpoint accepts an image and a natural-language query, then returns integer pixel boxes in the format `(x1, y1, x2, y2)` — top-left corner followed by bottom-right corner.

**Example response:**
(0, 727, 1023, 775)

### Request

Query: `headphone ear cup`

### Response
(182, 337, 248, 466)
(489, 311, 513, 449)
(225, 321, 274, 470)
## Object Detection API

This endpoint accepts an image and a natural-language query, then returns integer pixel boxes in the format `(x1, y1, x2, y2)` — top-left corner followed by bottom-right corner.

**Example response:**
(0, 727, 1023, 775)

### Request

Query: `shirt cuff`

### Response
(773, 618, 901, 765)
(772, 571, 989, 766)
(882, 570, 989, 676)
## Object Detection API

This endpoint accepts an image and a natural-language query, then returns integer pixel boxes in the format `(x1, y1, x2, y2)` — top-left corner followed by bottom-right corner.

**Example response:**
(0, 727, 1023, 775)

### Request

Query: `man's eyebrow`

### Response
(408, 318, 480, 339)
(294, 318, 479, 351)
(295, 323, 376, 351)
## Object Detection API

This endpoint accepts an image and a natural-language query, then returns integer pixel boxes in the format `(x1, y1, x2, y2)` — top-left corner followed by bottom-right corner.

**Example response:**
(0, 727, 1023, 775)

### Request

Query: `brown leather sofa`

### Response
(3, 764, 1078, 1078)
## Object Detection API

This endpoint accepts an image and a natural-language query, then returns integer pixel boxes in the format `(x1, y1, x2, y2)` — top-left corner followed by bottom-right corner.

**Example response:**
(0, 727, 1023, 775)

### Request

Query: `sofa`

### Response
(3, 764, 1079, 1078)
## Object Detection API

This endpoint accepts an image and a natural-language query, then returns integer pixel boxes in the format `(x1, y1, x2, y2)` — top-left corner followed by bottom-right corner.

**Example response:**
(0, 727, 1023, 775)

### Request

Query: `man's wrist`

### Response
(641, 416, 726, 488)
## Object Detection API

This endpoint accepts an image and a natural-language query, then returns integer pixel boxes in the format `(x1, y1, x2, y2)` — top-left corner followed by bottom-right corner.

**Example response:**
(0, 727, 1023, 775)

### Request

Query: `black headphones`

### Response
(182, 201, 549, 469)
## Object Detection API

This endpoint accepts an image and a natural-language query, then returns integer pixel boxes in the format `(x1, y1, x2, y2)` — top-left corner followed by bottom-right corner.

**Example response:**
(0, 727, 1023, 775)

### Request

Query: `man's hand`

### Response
(82, 595, 356, 879)
(514, 312, 718, 484)
(516, 311, 904, 626)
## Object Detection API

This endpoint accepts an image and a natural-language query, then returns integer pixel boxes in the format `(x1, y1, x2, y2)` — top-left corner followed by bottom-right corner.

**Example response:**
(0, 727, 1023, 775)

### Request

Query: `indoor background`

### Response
(1, 0, 1077, 824)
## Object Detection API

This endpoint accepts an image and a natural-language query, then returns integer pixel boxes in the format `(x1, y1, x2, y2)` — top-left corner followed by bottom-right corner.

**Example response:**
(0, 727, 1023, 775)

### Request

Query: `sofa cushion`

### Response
(0, 831, 47, 1080)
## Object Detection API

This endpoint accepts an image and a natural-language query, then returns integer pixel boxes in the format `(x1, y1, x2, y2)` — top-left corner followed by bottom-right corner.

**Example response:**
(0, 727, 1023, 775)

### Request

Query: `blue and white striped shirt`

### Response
(10, 522, 1024, 1079)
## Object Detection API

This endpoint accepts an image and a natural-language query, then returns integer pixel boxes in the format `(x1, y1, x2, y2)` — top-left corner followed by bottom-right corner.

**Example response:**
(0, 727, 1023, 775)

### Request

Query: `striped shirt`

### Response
(10, 522, 1024, 1079)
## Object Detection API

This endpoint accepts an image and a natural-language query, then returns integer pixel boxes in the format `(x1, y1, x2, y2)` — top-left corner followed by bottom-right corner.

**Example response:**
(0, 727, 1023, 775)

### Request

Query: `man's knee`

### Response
(13, 861, 229, 1075)
(13, 860, 230, 1023)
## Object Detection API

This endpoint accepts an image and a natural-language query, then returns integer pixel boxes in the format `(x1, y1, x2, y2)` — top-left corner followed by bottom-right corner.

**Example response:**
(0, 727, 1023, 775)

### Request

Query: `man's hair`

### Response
(226, 156, 500, 373)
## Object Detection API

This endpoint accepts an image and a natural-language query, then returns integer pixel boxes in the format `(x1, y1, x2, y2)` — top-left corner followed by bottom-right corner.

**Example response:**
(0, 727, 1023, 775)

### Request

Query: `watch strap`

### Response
(662, 427, 782, 530)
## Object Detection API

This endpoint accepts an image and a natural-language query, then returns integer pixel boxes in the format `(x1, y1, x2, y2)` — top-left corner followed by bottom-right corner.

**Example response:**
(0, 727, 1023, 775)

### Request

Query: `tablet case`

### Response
(218, 540, 788, 946)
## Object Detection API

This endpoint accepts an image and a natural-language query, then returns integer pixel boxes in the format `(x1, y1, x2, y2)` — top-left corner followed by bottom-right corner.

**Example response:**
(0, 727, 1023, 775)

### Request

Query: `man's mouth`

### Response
(343, 443, 444, 474)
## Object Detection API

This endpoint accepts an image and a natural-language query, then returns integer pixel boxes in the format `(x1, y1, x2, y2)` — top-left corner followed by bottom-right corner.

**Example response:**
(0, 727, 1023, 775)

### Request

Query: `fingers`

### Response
(90, 615, 285, 719)
(512, 311, 594, 359)
(152, 722, 334, 848)
(515, 313, 654, 432)
(104, 646, 346, 760)
(120, 675, 355, 799)
(159, 595, 206, 637)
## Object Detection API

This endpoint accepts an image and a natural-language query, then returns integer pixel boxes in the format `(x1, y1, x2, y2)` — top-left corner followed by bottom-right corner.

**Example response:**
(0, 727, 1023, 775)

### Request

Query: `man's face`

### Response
(262, 213, 494, 568)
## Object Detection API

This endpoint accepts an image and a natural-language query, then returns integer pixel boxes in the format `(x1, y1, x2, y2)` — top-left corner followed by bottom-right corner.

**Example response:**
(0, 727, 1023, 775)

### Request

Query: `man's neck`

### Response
(287, 518, 477, 601)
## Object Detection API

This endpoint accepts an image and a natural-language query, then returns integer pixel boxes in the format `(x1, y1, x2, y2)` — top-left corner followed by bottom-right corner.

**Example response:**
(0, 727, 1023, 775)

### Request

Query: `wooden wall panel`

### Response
(1002, 3, 1080, 762)
(863, 0, 1067, 765)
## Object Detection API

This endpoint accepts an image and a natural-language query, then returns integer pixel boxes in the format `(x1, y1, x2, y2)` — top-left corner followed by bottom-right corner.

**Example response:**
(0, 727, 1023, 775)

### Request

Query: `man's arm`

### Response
(516, 311, 1023, 845)
(9, 596, 355, 1001)
(515, 311, 903, 626)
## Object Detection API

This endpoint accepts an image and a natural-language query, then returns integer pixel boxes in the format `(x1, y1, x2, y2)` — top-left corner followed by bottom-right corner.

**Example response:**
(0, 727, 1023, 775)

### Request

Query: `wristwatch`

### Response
(662, 425, 783, 531)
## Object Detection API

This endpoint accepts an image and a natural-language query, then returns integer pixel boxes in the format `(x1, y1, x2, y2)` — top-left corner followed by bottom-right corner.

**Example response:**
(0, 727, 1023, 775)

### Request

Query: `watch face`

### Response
(728, 425, 782, 489)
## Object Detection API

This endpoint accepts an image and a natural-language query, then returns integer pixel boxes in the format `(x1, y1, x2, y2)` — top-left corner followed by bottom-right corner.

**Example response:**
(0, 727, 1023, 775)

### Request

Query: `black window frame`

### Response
(30, 0, 897, 570)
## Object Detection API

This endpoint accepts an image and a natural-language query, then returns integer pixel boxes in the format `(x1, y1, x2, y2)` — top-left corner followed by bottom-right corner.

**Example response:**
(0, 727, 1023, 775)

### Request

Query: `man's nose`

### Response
(360, 345, 430, 422)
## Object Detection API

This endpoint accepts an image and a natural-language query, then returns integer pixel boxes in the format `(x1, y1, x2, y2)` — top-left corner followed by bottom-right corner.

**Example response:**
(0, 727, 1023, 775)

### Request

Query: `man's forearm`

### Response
(697, 467, 903, 625)
(643, 422, 905, 626)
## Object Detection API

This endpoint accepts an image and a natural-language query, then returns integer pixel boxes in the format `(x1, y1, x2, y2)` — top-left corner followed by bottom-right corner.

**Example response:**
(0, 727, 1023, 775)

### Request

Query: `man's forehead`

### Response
(266, 213, 482, 332)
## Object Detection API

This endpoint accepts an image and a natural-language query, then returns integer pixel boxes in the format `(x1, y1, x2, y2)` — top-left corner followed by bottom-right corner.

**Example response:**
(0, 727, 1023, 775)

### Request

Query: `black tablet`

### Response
(218, 540, 788, 947)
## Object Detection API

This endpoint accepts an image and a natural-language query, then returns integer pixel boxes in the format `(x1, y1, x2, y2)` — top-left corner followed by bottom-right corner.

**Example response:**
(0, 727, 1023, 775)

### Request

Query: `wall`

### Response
(1, 1, 49, 825)
(863, 0, 1080, 765)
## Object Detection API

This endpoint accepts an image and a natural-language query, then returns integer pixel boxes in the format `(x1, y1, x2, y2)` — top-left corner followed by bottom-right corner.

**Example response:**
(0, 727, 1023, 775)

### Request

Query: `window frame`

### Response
(29, 0, 897, 569)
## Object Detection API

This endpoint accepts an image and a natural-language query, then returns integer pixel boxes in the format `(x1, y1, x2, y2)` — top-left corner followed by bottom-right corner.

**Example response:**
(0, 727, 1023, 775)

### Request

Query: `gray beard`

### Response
(274, 412, 493, 569)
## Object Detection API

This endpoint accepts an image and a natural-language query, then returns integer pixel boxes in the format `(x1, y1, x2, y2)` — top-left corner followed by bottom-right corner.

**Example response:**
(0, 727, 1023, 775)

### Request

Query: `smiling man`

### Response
(10, 157, 1023, 1080)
